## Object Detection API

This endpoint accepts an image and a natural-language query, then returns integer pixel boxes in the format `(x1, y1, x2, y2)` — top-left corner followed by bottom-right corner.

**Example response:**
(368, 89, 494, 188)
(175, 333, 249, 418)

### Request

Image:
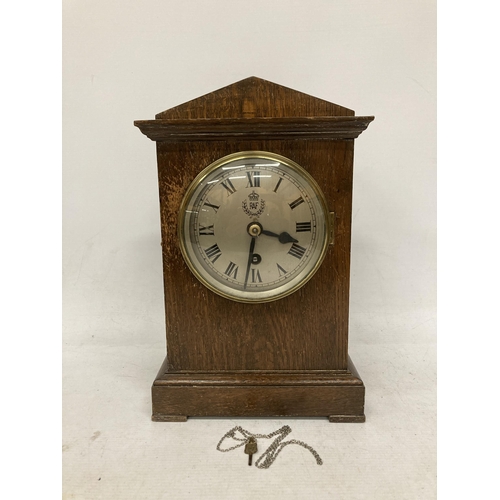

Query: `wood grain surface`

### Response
(154, 76, 355, 119)
(155, 138, 353, 372)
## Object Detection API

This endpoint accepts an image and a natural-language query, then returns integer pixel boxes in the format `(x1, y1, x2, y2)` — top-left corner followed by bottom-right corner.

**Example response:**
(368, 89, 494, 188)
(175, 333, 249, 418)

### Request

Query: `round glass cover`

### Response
(178, 151, 330, 303)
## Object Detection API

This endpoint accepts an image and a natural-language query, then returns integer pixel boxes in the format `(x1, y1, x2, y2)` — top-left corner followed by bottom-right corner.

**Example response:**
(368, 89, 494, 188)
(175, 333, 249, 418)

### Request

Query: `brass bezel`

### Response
(178, 151, 331, 303)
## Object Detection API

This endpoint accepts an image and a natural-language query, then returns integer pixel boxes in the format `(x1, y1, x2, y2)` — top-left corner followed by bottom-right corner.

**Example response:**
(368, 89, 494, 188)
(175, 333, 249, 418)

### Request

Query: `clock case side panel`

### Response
(155, 138, 355, 373)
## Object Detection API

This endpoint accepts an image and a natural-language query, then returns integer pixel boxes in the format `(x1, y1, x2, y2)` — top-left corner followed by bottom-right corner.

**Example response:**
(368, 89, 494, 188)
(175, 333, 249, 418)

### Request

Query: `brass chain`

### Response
(216, 425, 323, 469)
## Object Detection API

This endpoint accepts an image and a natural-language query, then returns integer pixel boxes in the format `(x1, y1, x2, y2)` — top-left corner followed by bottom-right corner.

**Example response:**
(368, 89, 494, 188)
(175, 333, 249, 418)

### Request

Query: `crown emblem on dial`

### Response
(242, 190, 265, 217)
(248, 190, 259, 202)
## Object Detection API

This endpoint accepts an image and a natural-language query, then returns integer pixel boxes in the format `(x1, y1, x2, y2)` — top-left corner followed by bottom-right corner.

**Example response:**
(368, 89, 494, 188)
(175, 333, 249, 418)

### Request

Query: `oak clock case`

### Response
(178, 151, 331, 303)
(134, 76, 374, 423)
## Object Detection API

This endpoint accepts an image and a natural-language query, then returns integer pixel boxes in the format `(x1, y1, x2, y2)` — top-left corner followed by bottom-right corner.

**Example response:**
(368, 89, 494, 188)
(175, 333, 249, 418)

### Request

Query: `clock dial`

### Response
(178, 152, 330, 303)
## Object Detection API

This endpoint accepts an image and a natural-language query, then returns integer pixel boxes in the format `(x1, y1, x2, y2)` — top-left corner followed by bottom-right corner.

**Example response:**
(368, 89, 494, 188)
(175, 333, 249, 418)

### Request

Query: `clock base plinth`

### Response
(151, 357, 365, 422)
(151, 415, 188, 422)
(328, 414, 366, 423)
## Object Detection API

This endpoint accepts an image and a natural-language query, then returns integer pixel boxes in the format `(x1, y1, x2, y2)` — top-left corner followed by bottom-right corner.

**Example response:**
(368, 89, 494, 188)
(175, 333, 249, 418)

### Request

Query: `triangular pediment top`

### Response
(155, 76, 355, 120)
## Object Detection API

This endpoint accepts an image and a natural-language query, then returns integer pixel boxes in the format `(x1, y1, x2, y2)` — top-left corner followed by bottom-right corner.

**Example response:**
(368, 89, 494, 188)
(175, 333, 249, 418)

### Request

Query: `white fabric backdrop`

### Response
(63, 1, 436, 498)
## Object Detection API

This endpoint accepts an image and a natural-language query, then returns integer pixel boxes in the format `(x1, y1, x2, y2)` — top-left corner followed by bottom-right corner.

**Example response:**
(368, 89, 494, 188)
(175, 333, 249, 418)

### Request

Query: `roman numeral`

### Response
(296, 221, 311, 232)
(204, 243, 222, 263)
(289, 196, 305, 210)
(221, 178, 237, 196)
(203, 199, 220, 213)
(273, 177, 283, 193)
(276, 263, 288, 277)
(224, 261, 239, 279)
(251, 269, 262, 283)
(246, 171, 261, 188)
(288, 243, 307, 259)
(198, 225, 215, 236)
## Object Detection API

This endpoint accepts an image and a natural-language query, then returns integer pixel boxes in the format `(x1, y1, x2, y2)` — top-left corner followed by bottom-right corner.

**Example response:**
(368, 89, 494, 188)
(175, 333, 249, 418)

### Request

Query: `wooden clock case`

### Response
(135, 77, 373, 422)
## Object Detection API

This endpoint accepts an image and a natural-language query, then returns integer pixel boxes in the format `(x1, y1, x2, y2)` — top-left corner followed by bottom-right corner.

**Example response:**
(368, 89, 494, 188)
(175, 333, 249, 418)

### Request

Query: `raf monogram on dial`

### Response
(178, 151, 331, 303)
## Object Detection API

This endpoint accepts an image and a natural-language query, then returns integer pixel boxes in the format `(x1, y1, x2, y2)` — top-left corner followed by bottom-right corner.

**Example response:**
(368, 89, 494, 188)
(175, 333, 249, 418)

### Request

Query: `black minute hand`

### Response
(261, 229, 298, 244)
(243, 236, 256, 289)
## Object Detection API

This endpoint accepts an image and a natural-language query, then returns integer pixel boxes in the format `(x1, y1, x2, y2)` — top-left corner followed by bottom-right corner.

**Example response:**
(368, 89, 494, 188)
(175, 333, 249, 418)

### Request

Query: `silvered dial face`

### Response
(178, 152, 330, 303)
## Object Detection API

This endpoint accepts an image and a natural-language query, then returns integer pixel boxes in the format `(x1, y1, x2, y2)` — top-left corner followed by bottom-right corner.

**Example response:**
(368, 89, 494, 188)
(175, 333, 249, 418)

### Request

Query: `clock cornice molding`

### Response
(134, 116, 374, 142)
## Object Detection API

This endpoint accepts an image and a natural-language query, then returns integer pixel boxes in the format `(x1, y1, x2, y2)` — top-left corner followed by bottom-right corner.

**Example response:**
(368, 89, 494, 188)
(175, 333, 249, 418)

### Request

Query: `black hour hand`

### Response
(261, 229, 298, 244)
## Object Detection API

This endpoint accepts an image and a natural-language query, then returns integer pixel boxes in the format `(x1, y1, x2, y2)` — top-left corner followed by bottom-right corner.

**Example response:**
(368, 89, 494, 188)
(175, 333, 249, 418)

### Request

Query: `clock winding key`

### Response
(244, 436, 258, 466)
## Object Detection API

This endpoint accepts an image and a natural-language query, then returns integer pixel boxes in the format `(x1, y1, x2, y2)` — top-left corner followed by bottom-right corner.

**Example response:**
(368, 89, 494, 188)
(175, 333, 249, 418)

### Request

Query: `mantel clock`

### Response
(135, 77, 374, 422)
